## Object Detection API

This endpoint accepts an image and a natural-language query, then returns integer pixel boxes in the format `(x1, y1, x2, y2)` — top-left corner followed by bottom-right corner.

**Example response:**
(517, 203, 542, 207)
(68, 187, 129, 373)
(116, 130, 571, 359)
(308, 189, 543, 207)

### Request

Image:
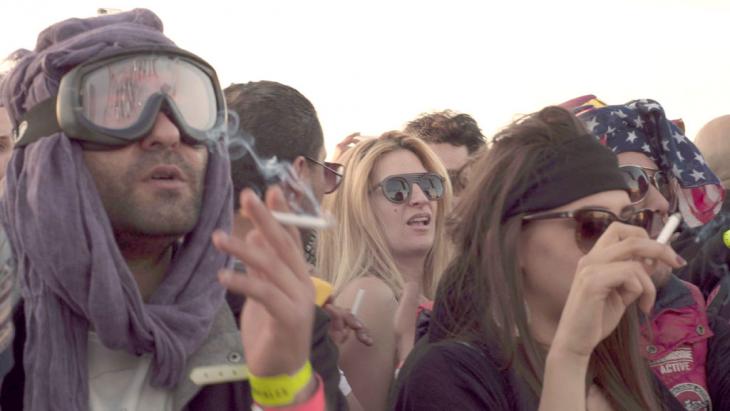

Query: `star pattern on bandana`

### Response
(695, 153, 706, 166)
(634, 116, 644, 128)
(673, 163, 684, 178)
(672, 129, 686, 144)
(564, 95, 724, 226)
(612, 110, 628, 119)
(576, 99, 718, 188)
(584, 117, 599, 132)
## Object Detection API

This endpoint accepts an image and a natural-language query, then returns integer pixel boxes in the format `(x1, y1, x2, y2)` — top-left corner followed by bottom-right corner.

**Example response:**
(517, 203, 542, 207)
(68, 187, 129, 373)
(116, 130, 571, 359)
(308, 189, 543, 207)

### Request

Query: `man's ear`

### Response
(291, 155, 310, 181)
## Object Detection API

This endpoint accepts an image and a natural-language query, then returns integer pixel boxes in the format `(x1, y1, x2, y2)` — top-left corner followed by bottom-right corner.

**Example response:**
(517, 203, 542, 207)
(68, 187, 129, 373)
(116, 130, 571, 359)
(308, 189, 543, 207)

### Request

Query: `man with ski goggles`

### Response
(0, 9, 330, 411)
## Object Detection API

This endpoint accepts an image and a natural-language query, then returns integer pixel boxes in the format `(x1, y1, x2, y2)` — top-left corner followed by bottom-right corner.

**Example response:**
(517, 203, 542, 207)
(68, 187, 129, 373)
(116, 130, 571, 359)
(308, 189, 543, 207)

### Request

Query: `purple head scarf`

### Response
(0, 9, 232, 410)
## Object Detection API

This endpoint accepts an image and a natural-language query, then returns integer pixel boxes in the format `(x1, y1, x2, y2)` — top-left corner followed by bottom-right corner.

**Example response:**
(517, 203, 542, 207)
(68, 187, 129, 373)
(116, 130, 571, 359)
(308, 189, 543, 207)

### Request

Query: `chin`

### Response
(395, 242, 434, 257)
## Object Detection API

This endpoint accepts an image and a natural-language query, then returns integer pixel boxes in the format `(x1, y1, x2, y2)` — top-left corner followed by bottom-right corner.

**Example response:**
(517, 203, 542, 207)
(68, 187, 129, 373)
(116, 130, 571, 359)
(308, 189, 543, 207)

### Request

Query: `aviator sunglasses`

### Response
(522, 207, 663, 253)
(621, 165, 677, 212)
(372, 172, 445, 204)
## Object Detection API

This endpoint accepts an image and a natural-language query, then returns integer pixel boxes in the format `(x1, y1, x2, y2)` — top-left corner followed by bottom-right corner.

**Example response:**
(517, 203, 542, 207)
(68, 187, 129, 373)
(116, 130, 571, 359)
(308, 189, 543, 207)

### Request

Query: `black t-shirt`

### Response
(391, 337, 685, 411)
(391, 338, 533, 411)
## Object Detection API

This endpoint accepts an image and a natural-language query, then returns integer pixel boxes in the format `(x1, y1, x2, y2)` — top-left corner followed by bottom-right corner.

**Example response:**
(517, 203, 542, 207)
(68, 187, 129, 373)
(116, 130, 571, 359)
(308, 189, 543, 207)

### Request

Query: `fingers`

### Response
(586, 236, 685, 270)
(324, 304, 347, 333)
(591, 222, 648, 250)
(241, 189, 311, 283)
(355, 328, 374, 346)
(264, 186, 304, 251)
(212, 230, 306, 302)
(576, 261, 656, 314)
(218, 269, 293, 320)
(581, 223, 687, 282)
(340, 310, 373, 345)
(337, 132, 361, 148)
(323, 302, 374, 346)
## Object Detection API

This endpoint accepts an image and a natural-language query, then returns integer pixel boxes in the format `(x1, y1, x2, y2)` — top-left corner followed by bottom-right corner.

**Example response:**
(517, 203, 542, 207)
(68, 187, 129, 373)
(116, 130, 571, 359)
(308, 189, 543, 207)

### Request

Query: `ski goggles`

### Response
(523, 207, 662, 253)
(13, 47, 226, 149)
(372, 172, 445, 204)
(620, 165, 677, 212)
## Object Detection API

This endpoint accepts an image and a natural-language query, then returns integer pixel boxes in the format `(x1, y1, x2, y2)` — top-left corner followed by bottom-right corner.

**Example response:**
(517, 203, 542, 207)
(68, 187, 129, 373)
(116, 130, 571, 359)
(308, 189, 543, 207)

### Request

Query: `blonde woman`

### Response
(317, 131, 452, 411)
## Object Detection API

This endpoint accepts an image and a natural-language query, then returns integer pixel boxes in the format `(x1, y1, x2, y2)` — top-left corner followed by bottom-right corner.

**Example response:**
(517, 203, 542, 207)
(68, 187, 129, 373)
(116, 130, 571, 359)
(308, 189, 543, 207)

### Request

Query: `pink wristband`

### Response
(258, 374, 325, 411)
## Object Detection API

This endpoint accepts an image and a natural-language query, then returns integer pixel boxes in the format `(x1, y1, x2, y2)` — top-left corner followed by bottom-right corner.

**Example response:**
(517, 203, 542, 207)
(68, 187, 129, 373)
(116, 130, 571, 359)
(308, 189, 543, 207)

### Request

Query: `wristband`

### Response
(250, 361, 313, 407)
(257, 374, 325, 411)
(723, 230, 730, 249)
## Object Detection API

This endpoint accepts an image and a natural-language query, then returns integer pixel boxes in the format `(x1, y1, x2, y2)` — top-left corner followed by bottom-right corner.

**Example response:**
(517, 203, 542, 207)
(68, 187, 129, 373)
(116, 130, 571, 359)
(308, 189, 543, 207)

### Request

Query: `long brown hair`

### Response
(429, 106, 659, 410)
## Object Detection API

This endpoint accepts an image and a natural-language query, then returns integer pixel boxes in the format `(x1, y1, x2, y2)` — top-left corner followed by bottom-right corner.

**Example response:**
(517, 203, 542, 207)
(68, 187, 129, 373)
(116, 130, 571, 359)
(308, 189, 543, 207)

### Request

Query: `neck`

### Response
(392, 253, 427, 288)
(116, 232, 176, 302)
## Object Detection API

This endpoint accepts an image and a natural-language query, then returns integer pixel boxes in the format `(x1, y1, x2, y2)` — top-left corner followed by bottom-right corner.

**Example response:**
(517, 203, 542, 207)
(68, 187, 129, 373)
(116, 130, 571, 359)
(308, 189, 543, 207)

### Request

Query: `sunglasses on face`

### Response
(305, 157, 344, 194)
(621, 165, 677, 212)
(373, 172, 445, 204)
(522, 207, 662, 253)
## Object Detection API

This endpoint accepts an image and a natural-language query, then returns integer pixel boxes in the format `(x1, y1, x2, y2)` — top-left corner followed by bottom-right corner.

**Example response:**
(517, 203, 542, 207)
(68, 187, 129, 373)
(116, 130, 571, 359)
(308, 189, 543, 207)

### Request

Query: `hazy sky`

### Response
(2, 0, 729, 156)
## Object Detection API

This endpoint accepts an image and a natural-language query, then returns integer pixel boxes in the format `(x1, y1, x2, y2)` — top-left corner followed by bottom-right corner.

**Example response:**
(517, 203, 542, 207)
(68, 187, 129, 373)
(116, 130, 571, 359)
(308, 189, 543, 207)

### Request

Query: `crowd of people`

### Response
(0, 8, 729, 411)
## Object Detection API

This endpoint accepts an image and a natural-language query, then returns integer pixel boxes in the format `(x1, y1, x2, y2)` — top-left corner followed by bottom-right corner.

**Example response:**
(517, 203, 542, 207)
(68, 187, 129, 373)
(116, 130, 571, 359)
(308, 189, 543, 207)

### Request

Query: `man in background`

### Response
(405, 110, 486, 202)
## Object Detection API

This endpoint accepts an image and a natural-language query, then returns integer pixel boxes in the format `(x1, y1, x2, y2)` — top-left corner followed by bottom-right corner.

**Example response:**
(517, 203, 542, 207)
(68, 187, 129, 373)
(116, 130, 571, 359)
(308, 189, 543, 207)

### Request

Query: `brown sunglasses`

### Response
(522, 207, 662, 253)
(305, 157, 344, 194)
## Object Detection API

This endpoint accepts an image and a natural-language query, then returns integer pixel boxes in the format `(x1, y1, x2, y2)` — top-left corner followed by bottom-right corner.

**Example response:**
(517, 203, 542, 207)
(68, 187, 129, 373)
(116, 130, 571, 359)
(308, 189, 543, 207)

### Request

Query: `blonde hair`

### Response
(317, 131, 452, 299)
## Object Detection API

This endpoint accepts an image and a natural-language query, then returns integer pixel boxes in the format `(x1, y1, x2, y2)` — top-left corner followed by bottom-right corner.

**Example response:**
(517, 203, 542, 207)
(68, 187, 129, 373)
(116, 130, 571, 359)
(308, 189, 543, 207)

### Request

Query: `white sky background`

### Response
(2, 0, 729, 156)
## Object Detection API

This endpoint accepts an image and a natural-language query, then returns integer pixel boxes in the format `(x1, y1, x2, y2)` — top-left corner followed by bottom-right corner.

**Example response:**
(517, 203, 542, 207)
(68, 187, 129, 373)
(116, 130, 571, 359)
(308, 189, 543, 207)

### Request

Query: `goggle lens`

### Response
(80, 55, 217, 132)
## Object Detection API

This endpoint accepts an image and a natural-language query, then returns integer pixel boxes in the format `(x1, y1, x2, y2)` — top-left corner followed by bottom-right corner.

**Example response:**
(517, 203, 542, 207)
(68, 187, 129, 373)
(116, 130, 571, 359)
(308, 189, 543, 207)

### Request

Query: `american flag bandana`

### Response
(559, 95, 724, 227)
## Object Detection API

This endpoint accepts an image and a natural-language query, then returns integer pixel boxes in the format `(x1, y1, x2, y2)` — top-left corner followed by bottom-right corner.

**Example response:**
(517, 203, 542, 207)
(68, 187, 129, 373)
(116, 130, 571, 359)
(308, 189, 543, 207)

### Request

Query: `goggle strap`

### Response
(13, 97, 62, 148)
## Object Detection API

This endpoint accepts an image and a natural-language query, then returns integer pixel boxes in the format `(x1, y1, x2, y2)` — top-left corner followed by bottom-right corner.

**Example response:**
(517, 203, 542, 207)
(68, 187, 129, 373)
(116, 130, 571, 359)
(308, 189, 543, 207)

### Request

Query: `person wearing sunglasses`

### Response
(563, 97, 730, 409)
(224, 80, 370, 411)
(317, 131, 452, 411)
(0, 10, 334, 411)
(404, 110, 486, 204)
(389, 106, 726, 411)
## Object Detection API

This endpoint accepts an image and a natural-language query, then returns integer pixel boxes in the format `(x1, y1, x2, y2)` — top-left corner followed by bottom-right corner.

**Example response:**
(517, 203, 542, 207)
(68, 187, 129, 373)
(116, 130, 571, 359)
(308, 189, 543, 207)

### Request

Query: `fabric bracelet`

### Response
(250, 360, 314, 407)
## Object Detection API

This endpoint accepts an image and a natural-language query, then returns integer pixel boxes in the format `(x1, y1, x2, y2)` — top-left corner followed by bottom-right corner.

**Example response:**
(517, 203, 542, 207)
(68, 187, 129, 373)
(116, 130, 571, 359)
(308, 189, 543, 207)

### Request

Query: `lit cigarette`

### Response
(656, 213, 682, 244)
(271, 211, 334, 230)
(351, 289, 365, 316)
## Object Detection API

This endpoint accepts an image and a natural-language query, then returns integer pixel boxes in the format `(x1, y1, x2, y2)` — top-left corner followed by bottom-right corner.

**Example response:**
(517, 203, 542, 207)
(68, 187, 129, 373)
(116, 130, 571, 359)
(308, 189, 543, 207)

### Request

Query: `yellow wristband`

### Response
(249, 361, 313, 407)
(723, 230, 730, 249)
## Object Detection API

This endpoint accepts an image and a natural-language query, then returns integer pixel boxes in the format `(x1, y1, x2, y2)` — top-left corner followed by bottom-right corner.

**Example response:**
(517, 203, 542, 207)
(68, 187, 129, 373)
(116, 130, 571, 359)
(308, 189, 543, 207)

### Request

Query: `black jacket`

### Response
(674, 191, 730, 318)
